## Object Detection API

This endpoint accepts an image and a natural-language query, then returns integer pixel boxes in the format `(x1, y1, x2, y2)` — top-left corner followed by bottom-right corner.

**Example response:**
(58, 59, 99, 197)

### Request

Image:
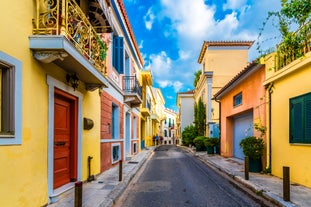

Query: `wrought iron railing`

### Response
(32, 0, 108, 72)
(275, 20, 311, 70)
(123, 76, 142, 99)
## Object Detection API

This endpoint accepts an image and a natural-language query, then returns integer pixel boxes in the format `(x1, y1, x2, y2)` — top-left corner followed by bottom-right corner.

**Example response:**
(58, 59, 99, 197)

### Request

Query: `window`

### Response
(133, 116, 137, 139)
(290, 92, 311, 143)
(233, 92, 242, 107)
(111, 143, 120, 163)
(164, 130, 167, 137)
(169, 118, 172, 127)
(112, 36, 124, 74)
(0, 51, 22, 145)
(112, 103, 119, 139)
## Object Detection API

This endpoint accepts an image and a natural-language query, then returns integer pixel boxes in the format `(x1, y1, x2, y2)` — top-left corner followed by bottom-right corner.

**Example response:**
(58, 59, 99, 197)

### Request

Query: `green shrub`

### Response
(181, 125, 197, 146)
(193, 136, 207, 151)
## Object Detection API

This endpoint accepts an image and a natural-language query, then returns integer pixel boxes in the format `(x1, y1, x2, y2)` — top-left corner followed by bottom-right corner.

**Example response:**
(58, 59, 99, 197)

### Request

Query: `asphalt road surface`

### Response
(115, 145, 271, 207)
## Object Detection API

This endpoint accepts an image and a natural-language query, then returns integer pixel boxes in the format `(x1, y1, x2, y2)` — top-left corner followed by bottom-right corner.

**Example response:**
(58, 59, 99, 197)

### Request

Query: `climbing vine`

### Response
(256, 0, 311, 59)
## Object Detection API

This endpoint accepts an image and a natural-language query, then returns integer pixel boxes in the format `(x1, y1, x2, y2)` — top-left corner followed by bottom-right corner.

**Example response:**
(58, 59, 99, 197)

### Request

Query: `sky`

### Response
(123, 0, 282, 111)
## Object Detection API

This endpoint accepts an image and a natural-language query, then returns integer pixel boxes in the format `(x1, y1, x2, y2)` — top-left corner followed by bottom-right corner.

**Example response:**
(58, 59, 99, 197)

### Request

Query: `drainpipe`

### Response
(214, 98, 221, 155)
(267, 83, 273, 171)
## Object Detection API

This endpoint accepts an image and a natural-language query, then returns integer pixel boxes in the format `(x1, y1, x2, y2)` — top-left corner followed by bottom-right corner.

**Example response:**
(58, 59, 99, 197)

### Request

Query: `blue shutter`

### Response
(113, 36, 124, 74)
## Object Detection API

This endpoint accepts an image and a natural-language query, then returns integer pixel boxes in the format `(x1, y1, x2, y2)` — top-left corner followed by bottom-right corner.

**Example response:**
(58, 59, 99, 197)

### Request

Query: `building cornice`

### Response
(197, 40, 254, 64)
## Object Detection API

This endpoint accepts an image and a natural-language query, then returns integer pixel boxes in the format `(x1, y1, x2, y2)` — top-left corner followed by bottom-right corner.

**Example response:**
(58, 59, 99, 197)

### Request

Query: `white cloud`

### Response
(138, 40, 144, 49)
(147, 51, 172, 78)
(178, 50, 191, 60)
(158, 80, 171, 88)
(143, 7, 155, 30)
(173, 81, 183, 92)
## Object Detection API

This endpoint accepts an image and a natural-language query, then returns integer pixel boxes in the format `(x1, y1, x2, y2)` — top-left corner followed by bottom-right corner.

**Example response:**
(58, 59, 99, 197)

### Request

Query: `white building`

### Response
(177, 90, 194, 143)
(163, 108, 178, 144)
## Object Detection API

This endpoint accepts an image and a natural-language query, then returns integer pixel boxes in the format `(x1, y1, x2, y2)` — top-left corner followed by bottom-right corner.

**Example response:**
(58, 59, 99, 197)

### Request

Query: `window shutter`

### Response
(113, 36, 124, 74)
(290, 98, 303, 143)
(305, 96, 311, 142)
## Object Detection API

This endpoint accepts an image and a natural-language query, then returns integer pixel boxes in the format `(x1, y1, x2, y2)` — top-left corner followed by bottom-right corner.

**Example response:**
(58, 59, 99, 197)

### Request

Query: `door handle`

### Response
(55, 141, 66, 146)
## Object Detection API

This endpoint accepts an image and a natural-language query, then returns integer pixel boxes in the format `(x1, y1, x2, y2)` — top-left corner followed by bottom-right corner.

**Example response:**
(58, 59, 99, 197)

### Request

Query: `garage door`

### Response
(233, 112, 253, 159)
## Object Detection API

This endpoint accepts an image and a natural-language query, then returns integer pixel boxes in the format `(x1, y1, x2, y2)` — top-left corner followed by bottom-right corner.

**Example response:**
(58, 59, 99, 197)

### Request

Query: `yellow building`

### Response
(195, 41, 253, 137)
(140, 70, 153, 148)
(263, 44, 311, 188)
(0, 0, 140, 206)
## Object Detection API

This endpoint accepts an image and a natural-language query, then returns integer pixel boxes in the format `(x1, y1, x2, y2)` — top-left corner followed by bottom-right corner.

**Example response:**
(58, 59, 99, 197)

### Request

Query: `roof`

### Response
(198, 40, 254, 64)
(213, 62, 264, 100)
(177, 90, 194, 95)
(117, 0, 144, 66)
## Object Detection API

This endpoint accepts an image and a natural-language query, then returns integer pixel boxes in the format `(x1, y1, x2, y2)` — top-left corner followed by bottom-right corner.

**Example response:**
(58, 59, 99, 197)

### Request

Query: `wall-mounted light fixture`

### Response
(66, 73, 79, 90)
(83, 117, 94, 130)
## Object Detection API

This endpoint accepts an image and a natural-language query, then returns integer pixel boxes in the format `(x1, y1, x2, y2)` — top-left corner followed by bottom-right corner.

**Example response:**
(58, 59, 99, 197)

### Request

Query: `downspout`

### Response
(267, 83, 273, 171)
(214, 98, 221, 155)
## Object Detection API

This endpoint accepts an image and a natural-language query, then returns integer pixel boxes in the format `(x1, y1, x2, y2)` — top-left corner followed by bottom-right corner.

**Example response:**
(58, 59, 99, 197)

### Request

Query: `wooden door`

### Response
(53, 90, 77, 189)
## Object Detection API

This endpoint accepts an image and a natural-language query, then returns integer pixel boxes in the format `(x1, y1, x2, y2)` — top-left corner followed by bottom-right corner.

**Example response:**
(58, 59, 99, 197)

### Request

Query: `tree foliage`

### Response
(181, 125, 197, 146)
(193, 70, 202, 87)
(256, 0, 311, 56)
(194, 98, 206, 136)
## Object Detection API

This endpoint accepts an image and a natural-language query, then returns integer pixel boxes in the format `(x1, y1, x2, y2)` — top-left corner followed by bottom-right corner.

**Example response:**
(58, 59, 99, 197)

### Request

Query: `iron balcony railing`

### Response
(275, 20, 311, 70)
(32, 0, 108, 72)
(123, 76, 142, 99)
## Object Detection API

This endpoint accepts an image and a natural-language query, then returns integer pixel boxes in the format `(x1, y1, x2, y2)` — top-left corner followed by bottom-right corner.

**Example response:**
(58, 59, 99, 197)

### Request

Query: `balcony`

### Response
(275, 20, 311, 71)
(141, 99, 151, 117)
(123, 76, 142, 107)
(29, 0, 111, 90)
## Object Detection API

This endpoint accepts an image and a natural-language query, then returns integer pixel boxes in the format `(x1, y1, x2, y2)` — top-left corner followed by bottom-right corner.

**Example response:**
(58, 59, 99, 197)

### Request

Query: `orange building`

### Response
(214, 63, 266, 166)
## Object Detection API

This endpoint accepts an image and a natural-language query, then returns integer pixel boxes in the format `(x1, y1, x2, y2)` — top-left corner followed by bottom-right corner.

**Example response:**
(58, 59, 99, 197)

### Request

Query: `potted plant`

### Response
(204, 137, 220, 154)
(193, 136, 207, 151)
(239, 136, 264, 172)
(211, 138, 220, 154)
(204, 137, 215, 154)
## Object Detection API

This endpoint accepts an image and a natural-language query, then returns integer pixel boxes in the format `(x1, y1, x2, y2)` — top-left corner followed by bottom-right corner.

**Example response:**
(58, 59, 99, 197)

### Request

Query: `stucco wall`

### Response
(268, 58, 311, 187)
(0, 1, 102, 206)
(219, 67, 266, 159)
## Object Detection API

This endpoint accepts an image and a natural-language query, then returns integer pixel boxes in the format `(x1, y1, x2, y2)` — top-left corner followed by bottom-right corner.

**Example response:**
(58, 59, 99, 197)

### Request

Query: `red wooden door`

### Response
(53, 91, 77, 189)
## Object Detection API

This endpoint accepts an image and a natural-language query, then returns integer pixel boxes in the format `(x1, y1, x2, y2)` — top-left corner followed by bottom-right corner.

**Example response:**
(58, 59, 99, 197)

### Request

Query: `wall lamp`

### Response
(66, 73, 79, 90)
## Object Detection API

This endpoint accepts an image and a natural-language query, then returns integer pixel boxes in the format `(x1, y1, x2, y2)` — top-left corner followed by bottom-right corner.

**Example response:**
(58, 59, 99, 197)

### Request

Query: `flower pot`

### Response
(206, 146, 214, 154)
(196, 146, 205, 151)
(249, 158, 262, 172)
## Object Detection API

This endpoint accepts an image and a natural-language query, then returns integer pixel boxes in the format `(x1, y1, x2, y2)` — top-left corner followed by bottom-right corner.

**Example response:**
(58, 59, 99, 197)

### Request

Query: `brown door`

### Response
(53, 89, 77, 189)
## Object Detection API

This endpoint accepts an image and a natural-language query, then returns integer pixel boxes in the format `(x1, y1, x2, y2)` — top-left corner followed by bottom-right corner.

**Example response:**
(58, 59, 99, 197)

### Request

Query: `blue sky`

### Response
(123, 0, 281, 111)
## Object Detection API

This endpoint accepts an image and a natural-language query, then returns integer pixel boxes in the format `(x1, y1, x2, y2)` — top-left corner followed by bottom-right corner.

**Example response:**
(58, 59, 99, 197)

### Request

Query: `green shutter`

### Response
(305, 96, 311, 142)
(290, 97, 303, 143)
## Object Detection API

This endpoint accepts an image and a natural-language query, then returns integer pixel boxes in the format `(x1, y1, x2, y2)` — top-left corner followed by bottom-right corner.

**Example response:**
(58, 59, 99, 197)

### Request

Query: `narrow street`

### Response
(115, 145, 272, 207)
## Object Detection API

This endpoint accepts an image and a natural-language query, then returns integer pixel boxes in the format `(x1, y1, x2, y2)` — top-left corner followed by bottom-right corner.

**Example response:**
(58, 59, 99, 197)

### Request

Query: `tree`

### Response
(257, 0, 311, 58)
(193, 70, 202, 87)
(194, 98, 206, 136)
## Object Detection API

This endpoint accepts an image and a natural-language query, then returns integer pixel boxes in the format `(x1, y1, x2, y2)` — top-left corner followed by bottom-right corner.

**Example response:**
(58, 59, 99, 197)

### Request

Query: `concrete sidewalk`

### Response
(48, 147, 154, 207)
(187, 148, 311, 207)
